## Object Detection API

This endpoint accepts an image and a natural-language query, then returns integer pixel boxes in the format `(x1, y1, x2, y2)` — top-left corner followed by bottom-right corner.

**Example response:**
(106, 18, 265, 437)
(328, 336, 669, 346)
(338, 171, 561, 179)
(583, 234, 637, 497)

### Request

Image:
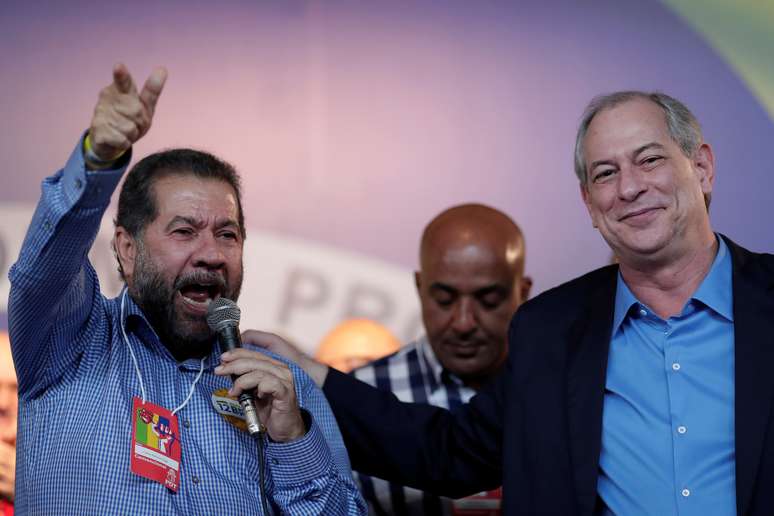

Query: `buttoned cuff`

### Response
(265, 410, 333, 485)
(61, 132, 131, 209)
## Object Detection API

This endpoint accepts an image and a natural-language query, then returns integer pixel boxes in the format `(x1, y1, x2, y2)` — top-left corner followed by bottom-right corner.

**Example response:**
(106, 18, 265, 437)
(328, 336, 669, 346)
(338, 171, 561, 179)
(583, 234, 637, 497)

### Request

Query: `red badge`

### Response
(130, 397, 181, 491)
(452, 487, 502, 515)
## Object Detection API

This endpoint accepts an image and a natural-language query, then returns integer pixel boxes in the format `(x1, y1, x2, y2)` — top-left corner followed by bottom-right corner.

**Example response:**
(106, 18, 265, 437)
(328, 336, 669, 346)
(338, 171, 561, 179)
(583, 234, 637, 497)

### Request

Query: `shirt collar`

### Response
(612, 234, 734, 334)
(612, 273, 640, 335)
(691, 235, 733, 322)
(120, 287, 219, 370)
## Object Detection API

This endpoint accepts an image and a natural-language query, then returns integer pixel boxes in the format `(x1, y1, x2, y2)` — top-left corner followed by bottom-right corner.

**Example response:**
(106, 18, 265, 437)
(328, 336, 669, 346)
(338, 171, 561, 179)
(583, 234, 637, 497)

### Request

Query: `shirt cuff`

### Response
(61, 132, 130, 209)
(265, 410, 334, 485)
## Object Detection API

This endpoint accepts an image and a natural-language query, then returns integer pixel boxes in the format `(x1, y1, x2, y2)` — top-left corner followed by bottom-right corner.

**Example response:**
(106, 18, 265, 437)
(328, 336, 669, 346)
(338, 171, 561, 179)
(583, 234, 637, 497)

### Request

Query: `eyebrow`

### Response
(474, 285, 508, 297)
(429, 283, 507, 296)
(632, 142, 665, 159)
(165, 215, 240, 232)
(589, 142, 666, 172)
(429, 283, 457, 295)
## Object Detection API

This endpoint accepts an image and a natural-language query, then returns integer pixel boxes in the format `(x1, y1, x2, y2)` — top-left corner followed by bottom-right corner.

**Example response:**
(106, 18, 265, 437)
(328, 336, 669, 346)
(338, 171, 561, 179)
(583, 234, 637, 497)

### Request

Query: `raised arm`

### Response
(7, 64, 166, 398)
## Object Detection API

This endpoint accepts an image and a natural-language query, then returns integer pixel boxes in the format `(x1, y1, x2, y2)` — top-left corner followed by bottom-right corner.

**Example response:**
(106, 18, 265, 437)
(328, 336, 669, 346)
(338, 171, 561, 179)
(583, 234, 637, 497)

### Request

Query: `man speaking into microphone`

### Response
(7, 63, 365, 515)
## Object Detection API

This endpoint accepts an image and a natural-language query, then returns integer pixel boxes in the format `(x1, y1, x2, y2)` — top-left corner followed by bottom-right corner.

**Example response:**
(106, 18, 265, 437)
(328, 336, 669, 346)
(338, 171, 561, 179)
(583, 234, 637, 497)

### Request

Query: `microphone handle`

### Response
(218, 325, 264, 436)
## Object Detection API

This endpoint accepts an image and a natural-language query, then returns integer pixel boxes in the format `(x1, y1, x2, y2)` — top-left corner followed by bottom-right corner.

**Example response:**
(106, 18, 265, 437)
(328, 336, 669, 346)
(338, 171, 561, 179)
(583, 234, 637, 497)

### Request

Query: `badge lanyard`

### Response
(121, 288, 206, 490)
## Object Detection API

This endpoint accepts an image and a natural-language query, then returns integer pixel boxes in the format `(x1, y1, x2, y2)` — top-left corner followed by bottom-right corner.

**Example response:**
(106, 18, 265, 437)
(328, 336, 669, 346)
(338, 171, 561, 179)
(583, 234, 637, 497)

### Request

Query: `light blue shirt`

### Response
(8, 138, 366, 515)
(598, 236, 736, 515)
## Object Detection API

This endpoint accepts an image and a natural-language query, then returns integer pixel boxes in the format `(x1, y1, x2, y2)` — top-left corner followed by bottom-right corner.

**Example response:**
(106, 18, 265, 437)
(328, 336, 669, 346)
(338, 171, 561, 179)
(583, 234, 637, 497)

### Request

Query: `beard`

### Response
(128, 243, 243, 361)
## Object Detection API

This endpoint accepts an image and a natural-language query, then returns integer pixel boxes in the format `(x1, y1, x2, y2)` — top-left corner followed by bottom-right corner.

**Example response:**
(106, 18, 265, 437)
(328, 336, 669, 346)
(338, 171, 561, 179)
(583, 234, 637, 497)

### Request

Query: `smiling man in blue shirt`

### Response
(247, 91, 774, 515)
(7, 64, 365, 515)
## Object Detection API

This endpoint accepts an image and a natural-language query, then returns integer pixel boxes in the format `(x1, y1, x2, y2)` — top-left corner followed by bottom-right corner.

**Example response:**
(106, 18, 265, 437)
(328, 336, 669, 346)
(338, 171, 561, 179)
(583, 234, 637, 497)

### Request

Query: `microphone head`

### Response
(206, 297, 241, 333)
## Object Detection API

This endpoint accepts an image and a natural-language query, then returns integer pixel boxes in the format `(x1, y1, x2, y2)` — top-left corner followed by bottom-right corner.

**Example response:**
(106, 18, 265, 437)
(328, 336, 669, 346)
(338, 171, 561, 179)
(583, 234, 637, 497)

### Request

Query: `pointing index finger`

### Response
(112, 63, 135, 94)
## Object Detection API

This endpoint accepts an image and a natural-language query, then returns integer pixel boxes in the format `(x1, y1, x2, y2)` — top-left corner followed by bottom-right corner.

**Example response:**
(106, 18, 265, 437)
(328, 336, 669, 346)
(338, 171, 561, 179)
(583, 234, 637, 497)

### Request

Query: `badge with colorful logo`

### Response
(130, 398, 181, 492)
(211, 388, 248, 432)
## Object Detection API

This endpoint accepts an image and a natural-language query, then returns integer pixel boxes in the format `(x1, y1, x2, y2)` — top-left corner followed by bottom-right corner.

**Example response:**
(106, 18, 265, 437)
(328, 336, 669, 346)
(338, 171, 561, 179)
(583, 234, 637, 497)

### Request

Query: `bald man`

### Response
(350, 204, 531, 515)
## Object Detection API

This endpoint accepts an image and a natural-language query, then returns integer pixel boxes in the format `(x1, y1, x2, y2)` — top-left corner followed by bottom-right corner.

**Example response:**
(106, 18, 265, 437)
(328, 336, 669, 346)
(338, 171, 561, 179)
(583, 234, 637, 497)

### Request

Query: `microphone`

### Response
(206, 297, 263, 436)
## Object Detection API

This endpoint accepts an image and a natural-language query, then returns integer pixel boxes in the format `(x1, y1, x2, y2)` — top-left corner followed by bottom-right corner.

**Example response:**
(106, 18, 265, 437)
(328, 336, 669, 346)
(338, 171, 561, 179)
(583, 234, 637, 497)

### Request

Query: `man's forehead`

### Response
(424, 244, 518, 283)
(585, 99, 671, 155)
(152, 176, 239, 220)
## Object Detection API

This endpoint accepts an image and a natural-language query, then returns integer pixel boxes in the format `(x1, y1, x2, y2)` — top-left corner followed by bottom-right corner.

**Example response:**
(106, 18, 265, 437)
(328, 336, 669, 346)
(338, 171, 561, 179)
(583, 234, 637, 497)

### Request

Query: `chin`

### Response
(612, 228, 673, 258)
(172, 317, 212, 343)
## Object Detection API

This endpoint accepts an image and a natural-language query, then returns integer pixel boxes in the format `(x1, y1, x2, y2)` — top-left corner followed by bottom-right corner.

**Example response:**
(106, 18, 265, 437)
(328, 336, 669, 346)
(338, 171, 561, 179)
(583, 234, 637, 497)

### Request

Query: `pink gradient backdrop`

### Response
(1, 1, 773, 339)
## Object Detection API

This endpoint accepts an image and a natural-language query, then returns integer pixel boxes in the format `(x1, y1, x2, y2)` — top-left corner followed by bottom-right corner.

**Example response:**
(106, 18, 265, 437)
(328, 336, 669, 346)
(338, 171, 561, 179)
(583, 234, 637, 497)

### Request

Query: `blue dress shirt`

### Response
(8, 138, 366, 515)
(598, 236, 736, 515)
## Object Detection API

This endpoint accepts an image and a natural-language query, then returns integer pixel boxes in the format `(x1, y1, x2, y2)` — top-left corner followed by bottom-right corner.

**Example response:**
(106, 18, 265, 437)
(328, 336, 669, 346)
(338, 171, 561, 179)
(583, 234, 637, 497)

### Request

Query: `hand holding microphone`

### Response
(209, 298, 306, 443)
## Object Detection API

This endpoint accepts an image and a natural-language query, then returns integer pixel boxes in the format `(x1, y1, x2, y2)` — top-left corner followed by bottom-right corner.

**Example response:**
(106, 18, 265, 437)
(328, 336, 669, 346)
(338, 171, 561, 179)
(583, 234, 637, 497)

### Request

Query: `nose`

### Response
(192, 233, 226, 270)
(451, 298, 477, 336)
(617, 165, 647, 202)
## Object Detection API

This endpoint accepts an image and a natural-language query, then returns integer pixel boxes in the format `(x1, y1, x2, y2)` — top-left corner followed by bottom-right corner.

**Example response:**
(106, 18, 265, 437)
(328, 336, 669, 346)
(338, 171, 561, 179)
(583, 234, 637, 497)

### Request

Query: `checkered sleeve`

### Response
(262, 353, 367, 514)
(7, 135, 127, 398)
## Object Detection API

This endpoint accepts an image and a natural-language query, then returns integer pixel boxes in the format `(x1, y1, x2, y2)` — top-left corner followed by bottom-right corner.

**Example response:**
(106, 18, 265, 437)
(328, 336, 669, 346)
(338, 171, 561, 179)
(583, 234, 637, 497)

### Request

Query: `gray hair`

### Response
(574, 91, 706, 190)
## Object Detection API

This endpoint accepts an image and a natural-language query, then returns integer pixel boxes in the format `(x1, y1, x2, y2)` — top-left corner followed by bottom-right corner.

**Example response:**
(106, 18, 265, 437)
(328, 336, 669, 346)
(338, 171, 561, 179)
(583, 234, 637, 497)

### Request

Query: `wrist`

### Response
(298, 354, 329, 387)
(83, 132, 127, 170)
(269, 409, 310, 443)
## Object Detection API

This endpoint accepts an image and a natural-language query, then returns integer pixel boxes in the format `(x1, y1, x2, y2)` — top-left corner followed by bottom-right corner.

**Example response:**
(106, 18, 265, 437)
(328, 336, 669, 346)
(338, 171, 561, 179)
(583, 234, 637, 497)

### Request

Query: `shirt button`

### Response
(682, 488, 690, 497)
(192, 475, 200, 484)
(672, 363, 681, 371)
(271, 458, 279, 466)
(75, 178, 83, 189)
(184, 419, 191, 428)
(677, 426, 687, 434)
(639, 309, 647, 316)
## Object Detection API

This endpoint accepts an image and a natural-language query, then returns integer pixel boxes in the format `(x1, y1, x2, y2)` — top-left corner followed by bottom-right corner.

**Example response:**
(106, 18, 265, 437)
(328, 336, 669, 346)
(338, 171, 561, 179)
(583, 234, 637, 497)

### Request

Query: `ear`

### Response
(114, 226, 139, 283)
(519, 275, 533, 302)
(580, 182, 598, 228)
(414, 271, 422, 293)
(693, 143, 715, 196)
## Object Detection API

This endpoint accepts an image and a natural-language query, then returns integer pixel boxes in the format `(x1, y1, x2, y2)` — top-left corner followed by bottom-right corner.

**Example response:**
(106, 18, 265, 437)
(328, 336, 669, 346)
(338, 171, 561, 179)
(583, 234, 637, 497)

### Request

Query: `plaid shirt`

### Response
(7, 139, 366, 515)
(351, 336, 476, 515)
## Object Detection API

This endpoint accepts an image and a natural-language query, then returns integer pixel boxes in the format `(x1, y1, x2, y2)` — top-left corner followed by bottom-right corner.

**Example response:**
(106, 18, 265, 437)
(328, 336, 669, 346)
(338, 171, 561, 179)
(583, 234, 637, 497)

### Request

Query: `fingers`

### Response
(140, 66, 167, 117)
(112, 63, 135, 94)
(216, 350, 294, 398)
(216, 347, 306, 442)
(220, 347, 285, 367)
(241, 330, 291, 352)
(241, 329, 330, 387)
(88, 63, 166, 162)
(232, 369, 293, 402)
(239, 330, 305, 366)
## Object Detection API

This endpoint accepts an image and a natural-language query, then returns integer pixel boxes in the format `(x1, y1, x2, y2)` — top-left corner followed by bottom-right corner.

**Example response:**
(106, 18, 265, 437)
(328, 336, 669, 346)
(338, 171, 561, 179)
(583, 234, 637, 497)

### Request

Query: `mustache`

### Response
(441, 337, 490, 347)
(173, 270, 227, 294)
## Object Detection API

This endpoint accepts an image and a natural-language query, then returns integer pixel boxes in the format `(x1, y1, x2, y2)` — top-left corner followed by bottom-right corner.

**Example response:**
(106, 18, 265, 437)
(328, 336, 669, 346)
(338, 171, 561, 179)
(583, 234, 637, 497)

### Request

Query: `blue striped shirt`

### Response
(598, 236, 735, 515)
(351, 336, 475, 515)
(7, 138, 366, 515)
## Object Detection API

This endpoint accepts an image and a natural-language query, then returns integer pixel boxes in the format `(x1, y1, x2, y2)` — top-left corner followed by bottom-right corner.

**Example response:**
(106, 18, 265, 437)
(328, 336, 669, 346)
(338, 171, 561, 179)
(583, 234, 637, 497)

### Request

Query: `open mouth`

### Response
(179, 283, 221, 308)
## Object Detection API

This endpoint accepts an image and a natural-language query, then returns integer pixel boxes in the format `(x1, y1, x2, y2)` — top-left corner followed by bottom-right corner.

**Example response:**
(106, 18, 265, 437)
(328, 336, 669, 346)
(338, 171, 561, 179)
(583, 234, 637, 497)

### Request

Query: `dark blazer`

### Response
(323, 236, 774, 515)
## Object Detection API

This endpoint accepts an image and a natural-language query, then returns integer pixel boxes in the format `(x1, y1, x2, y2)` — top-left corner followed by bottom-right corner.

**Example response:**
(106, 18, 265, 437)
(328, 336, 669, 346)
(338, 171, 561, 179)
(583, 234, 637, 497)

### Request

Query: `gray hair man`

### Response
(247, 91, 774, 515)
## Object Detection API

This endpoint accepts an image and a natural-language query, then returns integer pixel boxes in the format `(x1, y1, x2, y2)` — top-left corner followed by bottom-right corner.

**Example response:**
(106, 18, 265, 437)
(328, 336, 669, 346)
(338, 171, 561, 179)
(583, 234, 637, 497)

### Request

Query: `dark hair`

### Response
(113, 148, 246, 278)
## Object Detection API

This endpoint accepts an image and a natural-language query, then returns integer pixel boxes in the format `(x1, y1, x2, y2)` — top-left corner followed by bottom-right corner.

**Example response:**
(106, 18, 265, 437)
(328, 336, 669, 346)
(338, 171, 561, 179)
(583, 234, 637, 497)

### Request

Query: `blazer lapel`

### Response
(729, 240, 774, 516)
(565, 268, 617, 515)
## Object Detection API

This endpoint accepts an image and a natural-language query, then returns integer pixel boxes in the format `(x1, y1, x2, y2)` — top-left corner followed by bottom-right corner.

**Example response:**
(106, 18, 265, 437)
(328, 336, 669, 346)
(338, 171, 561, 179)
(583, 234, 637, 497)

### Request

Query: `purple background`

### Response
(1, 0, 773, 333)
